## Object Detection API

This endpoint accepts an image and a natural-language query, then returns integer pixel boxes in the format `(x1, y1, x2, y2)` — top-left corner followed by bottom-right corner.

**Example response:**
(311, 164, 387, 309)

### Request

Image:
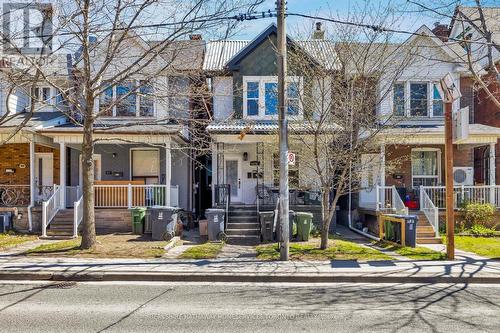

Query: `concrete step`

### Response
(417, 237, 442, 244)
(226, 229, 260, 236)
(226, 222, 260, 229)
(227, 235, 260, 245)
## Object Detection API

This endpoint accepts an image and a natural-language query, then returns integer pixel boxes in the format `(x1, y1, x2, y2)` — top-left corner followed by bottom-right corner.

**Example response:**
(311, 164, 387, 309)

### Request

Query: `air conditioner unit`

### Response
(453, 167, 474, 185)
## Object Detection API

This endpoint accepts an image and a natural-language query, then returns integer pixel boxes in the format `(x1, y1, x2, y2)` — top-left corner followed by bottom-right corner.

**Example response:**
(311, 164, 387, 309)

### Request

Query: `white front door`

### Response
(34, 153, 53, 201)
(359, 154, 381, 208)
(225, 157, 242, 203)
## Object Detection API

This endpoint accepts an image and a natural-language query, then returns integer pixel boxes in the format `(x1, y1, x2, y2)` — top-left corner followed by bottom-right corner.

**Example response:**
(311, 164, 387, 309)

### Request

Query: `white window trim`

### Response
(391, 81, 445, 118)
(242, 76, 303, 119)
(97, 80, 156, 118)
(411, 147, 442, 187)
(129, 148, 160, 182)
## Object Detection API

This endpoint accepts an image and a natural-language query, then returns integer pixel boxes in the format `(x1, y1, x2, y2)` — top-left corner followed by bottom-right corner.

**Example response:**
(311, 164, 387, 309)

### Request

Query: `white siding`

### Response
(213, 76, 233, 120)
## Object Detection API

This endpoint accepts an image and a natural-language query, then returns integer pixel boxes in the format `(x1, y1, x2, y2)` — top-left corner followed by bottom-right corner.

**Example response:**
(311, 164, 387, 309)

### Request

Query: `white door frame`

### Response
(225, 154, 242, 203)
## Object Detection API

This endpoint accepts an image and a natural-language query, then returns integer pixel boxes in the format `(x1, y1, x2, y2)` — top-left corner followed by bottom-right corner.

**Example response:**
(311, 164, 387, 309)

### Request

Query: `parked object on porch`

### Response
(274, 210, 296, 242)
(130, 207, 147, 235)
(295, 212, 313, 241)
(0, 213, 12, 233)
(404, 193, 419, 210)
(205, 208, 226, 242)
(150, 206, 179, 241)
(259, 211, 275, 242)
(379, 214, 418, 248)
(198, 219, 208, 237)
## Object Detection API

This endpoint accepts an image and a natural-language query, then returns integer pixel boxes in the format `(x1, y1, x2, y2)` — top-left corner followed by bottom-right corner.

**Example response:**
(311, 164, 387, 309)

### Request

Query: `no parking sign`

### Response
(287, 152, 296, 166)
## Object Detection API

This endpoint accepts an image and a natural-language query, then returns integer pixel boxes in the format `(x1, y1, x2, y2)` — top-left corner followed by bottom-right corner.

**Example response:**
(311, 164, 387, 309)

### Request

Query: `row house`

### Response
(0, 32, 202, 237)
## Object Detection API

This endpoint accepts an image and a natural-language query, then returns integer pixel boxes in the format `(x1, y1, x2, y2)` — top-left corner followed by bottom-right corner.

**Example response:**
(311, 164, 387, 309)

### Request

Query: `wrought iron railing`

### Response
(0, 185, 30, 206)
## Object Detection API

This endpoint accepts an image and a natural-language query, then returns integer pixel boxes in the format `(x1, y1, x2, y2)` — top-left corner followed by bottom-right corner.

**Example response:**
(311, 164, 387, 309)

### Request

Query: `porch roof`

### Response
(206, 119, 341, 134)
(0, 112, 68, 130)
(379, 123, 500, 145)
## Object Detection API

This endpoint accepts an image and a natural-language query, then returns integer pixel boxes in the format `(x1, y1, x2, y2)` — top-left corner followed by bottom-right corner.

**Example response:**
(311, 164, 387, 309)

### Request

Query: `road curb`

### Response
(0, 271, 499, 284)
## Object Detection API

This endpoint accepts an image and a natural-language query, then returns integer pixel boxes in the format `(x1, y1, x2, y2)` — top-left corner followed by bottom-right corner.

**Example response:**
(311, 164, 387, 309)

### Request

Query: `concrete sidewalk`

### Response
(0, 253, 498, 284)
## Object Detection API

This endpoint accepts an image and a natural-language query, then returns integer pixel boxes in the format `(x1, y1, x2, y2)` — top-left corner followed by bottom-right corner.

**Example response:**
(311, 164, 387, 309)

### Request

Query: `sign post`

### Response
(439, 73, 462, 260)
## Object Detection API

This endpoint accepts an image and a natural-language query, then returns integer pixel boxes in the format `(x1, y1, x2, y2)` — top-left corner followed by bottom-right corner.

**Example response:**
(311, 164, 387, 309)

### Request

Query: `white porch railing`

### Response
(94, 184, 179, 208)
(422, 185, 500, 209)
(73, 194, 83, 238)
(376, 185, 409, 215)
(66, 186, 81, 208)
(419, 186, 439, 237)
(42, 185, 62, 238)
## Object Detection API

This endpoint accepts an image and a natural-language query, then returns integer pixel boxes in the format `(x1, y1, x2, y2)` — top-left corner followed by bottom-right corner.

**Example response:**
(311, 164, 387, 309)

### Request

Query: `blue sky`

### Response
(229, 0, 495, 40)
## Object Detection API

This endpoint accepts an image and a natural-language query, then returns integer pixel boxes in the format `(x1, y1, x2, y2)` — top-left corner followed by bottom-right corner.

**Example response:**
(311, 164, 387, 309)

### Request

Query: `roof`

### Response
(148, 40, 205, 72)
(206, 119, 341, 134)
(452, 6, 500, 47)
(203, 24, 339, 71)
(0, 112, 67, 129)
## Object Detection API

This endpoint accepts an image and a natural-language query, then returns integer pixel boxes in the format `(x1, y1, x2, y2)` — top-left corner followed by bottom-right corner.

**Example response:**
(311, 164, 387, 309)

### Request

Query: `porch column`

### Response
(380, 143, 386, 187)
(489, 142, 496, 205)
(59, 142, 66, 208)
(29, 141, 35, 232)
(165, 140, 171, 206)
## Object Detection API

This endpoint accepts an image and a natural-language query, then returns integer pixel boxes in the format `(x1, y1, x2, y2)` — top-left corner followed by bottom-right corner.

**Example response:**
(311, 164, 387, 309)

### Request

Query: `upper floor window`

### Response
(243, 76, 302, 118)
(30, 86, 67, 109)
(392, 81, 445, 118)
(99, 80, 154, 117)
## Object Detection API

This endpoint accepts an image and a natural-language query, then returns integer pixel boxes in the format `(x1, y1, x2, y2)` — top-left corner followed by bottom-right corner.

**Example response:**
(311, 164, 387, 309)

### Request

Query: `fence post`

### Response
(127, 184, 132, 209)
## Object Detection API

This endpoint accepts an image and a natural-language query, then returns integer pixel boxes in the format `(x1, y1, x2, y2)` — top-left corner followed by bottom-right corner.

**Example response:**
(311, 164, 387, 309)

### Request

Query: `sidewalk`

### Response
(0, 252, 498, 284)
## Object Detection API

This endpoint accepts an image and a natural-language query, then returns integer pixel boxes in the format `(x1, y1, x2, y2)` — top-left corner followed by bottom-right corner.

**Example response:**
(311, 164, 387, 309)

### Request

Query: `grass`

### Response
(179, 242, 225, 259)
(0, 232, 38, 250)
(256, 237, 393, 261)
(374, 240, 446, 260)
(25, 234, 168, 258)
(445, 236, 500, 259)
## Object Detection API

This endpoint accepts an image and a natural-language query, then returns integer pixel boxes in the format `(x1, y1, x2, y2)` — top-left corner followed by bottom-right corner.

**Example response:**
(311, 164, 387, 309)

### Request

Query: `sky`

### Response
(229, 0, 500, 40)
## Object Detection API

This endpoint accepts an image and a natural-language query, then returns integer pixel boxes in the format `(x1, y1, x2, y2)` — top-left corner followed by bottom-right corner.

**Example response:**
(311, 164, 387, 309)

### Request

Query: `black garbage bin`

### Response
(205, 208, 226, 241)
(259, 211, 274, 242)
(150, 206, 179, 241)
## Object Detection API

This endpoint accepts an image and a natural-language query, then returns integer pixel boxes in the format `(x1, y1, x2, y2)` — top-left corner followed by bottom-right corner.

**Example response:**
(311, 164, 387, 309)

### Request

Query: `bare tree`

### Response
(0, 0, 263, 248)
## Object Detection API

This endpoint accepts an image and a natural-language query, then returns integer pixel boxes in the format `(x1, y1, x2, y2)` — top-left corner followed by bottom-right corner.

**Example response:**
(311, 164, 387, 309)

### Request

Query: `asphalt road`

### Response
(0, 281, 499, 333)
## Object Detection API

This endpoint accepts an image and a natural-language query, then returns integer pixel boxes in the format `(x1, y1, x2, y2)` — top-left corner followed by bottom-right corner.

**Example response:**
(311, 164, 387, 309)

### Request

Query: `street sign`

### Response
(453, 106, 470, 143)
(287, 152, 295, 166)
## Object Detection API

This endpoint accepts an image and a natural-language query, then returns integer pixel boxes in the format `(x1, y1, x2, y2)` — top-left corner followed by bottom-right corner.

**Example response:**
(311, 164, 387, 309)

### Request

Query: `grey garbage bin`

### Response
(275, 210, 296, 242)
(259, 211, 274, 242)
(150, 206, 179, 241)
(205, 208, 226, 241)
(385, 214, 418, 248)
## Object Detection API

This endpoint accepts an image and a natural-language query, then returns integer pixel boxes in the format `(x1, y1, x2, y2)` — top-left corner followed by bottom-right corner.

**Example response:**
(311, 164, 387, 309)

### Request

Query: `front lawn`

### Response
(25, 234, 168, 258)
(374, 240, 446, 260)
(178, 242, 224, 259)
(447, 236, 500, 259)
(0, 232, 38, 250)
(256, 238, 393, 261)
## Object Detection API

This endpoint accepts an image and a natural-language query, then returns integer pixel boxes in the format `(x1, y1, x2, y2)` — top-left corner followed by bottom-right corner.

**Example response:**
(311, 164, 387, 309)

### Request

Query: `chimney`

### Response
(312, 22, 325, 40)
(189, 34, 202, 41)
(432, 22, 449, 42)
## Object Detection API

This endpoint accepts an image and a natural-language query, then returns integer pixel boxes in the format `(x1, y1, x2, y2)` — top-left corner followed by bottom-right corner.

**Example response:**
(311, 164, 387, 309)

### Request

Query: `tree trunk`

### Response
(80, 106, 96, 250)
(320, 190, 330, 250)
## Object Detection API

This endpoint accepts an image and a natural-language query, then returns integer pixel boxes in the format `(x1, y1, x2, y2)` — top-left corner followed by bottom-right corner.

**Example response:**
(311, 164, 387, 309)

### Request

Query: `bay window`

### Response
(411, 149, 441, 187)
(243, 76, 302, 118)
(98, 80, 155, 117)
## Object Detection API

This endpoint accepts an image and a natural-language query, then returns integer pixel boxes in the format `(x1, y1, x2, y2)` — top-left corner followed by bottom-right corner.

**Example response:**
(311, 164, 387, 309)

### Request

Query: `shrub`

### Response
(461, 203, 496, 229)
(468, 224, 496, 236)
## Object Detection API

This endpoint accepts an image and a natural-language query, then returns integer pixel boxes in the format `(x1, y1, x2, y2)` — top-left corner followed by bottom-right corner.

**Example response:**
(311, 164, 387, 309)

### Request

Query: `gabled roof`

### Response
(204, 24, 339, 72)
(450, 6, 500, 48)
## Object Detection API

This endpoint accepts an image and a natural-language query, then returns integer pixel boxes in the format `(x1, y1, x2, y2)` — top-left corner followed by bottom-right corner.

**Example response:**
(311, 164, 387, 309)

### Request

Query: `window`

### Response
(273, 152, 299, 188)
(32, 87, 52, 103)
(99, 81, 155, 117)
(411, 149, 440, 187)
(432, 83, 443, 117)
(243, 76, 302, 118)
(393, 83, 405, 116)
(410, 83, 428, 116)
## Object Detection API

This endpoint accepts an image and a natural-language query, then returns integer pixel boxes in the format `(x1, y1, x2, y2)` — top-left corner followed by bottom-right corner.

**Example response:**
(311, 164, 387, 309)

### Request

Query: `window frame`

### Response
(98, 80, 156, 118)
(392, 81, 446, 118)
(243, 76, 303, 119)
(410, 148, 442, 188)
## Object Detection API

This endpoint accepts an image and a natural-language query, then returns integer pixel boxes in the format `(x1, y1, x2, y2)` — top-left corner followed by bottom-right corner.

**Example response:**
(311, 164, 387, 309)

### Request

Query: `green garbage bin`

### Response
(131, 207, 147, 235)
(384, 219, 395, 242)
(295, 212, 313, 241)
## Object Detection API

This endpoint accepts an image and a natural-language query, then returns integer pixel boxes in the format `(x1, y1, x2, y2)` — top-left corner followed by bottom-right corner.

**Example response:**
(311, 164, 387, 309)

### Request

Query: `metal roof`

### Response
(207, 119, 341, 134)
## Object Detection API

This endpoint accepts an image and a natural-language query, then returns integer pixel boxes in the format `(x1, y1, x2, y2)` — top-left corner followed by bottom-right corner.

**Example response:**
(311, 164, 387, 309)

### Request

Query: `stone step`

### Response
(417, 237, 442, 244)
(226, 222, 260, 229)
(226, 229, 260, 236)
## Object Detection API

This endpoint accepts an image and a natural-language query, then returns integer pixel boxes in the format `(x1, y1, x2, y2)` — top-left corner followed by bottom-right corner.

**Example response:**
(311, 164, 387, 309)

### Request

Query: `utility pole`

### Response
(444, 101, 455, 260)
(276, 0, 289, 261)
(440, 73, 460, 261)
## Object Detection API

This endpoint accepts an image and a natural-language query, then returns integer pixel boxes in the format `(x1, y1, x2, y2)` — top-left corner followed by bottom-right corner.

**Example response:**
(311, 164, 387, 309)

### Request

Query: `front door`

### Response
(359, 154, 381, 208)
(34, 153, 53, 201)
(225, 157, 241, 203)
